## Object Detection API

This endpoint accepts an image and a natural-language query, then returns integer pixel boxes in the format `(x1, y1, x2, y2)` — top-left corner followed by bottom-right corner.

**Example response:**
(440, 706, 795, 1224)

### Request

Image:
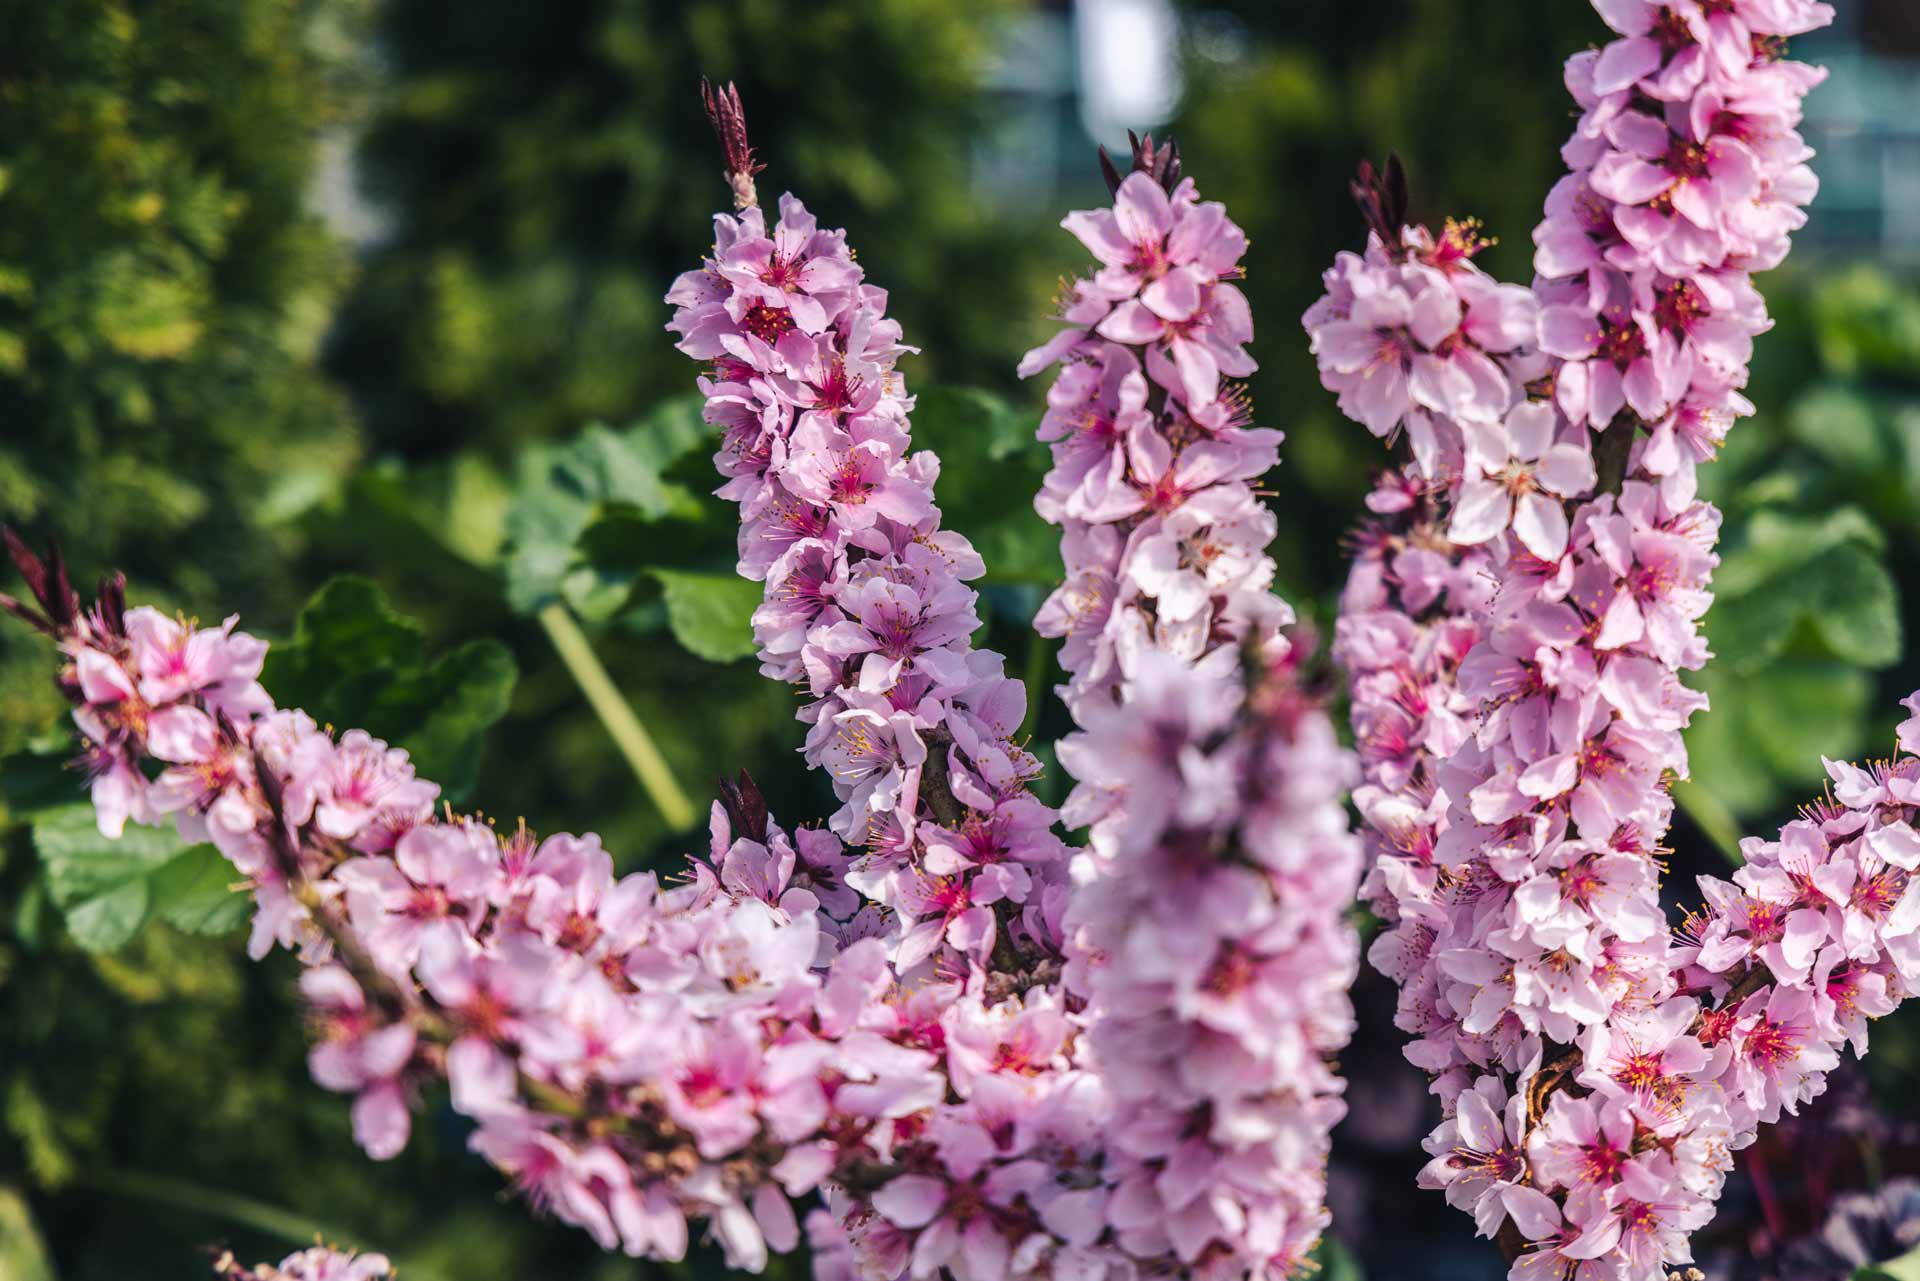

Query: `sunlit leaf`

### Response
(1857, 1242, 1920, 1281)
(31, 805, 232, 952)
(652, 569, 762, 664)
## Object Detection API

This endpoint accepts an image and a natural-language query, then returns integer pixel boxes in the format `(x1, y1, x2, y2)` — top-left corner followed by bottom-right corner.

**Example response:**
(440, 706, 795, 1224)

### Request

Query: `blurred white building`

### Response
(1782, 1, 1920, 261)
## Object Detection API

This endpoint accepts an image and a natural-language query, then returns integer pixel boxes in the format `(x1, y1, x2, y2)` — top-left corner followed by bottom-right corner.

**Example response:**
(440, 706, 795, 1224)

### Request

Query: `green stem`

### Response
(1672, 776, 1745, 865)
(92, 1168, 347, 1249)
(537, 602, 698, 830)
(0, 1186, 56, 1281)
(93, 1171, 449, 1281)
(1019, 630, 1053, 745)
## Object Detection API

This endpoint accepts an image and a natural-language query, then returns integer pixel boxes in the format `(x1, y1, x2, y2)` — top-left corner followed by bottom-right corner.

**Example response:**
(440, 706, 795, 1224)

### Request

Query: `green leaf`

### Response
(568, 508, 718, 622)
(1857, 1242, 1920, 1281)
(501, 398, 714, 614)
(1741, 660, 1874, 777)
(1685, 661, 1875, 826)
(1809, 545, 1902, 669)
(1711, 514, 1900, 673)
(1788, 383, 1884, 474)
(346, 452, 514, 568)
(910, 385, 1059, 588)
(261, 575, 427, 707)
(652, 569, 762, 663)
(148, 845, 251, 935)
(31, 805, 237, 952)
(260, 577, 518, 803)
(0, 748, 86, 820)
(1714, 506, 1882, 598)
(364, 639, 518, 796)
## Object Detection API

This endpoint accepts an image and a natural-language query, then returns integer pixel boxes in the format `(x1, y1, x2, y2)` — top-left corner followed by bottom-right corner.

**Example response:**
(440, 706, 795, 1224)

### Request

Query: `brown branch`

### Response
(917, 726, 967, 830)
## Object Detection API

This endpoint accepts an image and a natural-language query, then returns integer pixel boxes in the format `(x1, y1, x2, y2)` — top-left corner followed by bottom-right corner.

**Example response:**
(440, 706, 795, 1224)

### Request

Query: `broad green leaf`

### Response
(1788, 383, 1884, 474)
(1811, 263, 1920, 378)
(1741, 661, 1874, 778)
(1711, 514, 1900, 673)
(262, 575, 427, 706)
(346, 452, 513, 568)
(0, 747, 86, 820)
(31, 804, 237, 952)
(501, 398, 714, 613)
(568, 508, 719, 622)
(1714, 506, 1882, 598)
(652, 569, 762, 663)
(364, 639, 518, 797)
(60, 882, 153, 954)
(1805, 544, 1903, 669)
(260, 577, 518, 802)
(1685, 661, 1874, 826)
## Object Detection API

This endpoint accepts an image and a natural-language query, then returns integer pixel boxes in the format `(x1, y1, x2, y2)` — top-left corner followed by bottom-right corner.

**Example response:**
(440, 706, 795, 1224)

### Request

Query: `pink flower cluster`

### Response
(653, 125, 1368, 1279)
(14, 108, 1377, 1281)
(1504, 734, 1918, 1281)
(666, 188, 1069, 983)
(214, 1246, 390, 1281)
(1305, 2, 1893, 1276)
(1057, 647, 1363, 1278)
(1018, 160, 1287, 722)
(1334, 469, 1491, 949)
(1013, 148, 1365, 1276)
(1305, 221, 1541, 472)
(50, 577, 973, 1269)
(28, 560, 1361, 1281)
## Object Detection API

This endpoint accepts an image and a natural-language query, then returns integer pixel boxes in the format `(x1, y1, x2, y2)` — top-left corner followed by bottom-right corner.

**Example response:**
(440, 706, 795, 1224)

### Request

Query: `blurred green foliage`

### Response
(328, 0, 1059, 454)
(1686, 264, 1920, 837)
(2, 0, 1919, 1278)
(0, 0, 367, 746)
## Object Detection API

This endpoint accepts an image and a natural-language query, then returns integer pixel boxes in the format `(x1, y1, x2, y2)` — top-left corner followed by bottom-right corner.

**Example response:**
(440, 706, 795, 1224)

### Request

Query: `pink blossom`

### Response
(1449, 401, 1598, 558)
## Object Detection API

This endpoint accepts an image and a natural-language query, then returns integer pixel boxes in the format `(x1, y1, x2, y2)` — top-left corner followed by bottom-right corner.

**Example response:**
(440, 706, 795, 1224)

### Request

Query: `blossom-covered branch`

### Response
(1019, 137, 1286, 721)
(666, 83, 1069, 987)
(8, 535, 945, 1270)
(1015, 138, 1366, 1275)
(1299, 2, 1907, 1277)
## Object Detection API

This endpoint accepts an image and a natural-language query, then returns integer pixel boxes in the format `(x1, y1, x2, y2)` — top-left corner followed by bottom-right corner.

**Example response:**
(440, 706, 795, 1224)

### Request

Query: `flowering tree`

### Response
(5, 6, 1917, 1281)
